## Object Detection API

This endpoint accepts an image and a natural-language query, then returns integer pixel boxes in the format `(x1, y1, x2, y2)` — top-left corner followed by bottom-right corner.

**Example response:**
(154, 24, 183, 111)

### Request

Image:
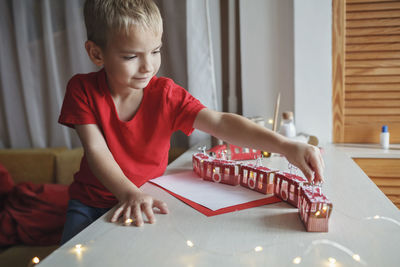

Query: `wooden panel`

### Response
(346, 83, 400, 91)
(346, 51, 400, 60)
(332, 0, 346, 143)
(347, 10, 400, 20)
(345, 99, 400, 107)
(344, 123, 400, 143)
(347, 18, 400, 28)
(333, 0, 400, 144)
(353, 158, 400, 209)
(346, 2, 400, 12)
(346, 59, 400, 68)
(353, 158, 400, 177)
(346, 91, 400, 99)
(346, 67, 400, 75)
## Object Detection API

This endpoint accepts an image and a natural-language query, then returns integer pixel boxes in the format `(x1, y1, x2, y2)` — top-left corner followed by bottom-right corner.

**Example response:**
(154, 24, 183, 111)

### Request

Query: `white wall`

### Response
(240, 0, 332, 145)
(240, 0, 294, 125)
(294, 0, 332, 145)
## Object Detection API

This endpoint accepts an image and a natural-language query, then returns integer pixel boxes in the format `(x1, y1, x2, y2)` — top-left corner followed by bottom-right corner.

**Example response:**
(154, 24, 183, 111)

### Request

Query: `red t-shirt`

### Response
(58, 69, 205, 208)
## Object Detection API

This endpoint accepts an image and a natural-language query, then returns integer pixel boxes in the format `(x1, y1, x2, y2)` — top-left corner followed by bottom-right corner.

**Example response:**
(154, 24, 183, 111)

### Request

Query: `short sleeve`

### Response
(58, 75, 97, 128)
(166, 81, 206, 135)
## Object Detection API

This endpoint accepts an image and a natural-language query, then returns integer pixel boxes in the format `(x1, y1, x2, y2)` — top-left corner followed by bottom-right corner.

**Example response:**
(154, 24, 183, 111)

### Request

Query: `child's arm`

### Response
(75, 124, 169, 226)
(193, 109, 325, 183)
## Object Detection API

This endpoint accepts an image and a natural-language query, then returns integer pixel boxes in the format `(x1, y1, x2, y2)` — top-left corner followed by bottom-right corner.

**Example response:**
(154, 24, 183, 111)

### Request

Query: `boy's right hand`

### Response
(110, 189, 169, 226)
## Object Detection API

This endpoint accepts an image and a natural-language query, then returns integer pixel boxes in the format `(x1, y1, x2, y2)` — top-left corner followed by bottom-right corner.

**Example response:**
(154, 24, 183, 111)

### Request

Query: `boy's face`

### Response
(99, 26, 162, 92)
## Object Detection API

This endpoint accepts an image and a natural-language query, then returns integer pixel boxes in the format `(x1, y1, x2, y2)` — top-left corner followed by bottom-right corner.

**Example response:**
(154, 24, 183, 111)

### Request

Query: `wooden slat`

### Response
(387, 194, 400, 204)
(347, 10, 400, 20)
(371, 177, 400, 186)
(346, 83, 400, 91)
(346, 67, 400, 75)
(347, 43, 400, 52)
(344, 124, 400, 142)
(345, 115, 400, 123)
(346, 107, 400, 115)
(346, 76, 400, 83)
(353, 158, 400, 177)
(346, 59, 400, 68)
(345, 99, 400, 107)
(347, 26, 400, 36)
(347, 2, 400, 12)
(347, 18, 400, 28)
(346, 91, 400, 99)
(348, 0, 400, 3)
(380, 186, 400, 195)
(346, 51, 400, 60)
(347, 35, 400, 44)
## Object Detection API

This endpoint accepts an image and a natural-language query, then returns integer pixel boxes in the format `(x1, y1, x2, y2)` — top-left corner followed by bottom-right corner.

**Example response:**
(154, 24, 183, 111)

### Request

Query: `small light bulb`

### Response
(353, 254, 361, 262)
(254, 246, 263, 252)
(315, 211, 321, 216)
(125, 218, 133, 225)
(374, 215, 380, 219)
(328, 257, 337, 264)
(292, 256, 302, 264)
(322, 205, 327, 212)
(32, 257, 40, 264)
(75, 244, 82, 249)
(268, 119, 274, 124)
(186, 240, 194, 247)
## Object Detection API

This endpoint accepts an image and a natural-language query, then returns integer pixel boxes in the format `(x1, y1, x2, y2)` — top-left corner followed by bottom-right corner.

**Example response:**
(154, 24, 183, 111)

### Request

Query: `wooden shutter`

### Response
(333, 0, 400, 143)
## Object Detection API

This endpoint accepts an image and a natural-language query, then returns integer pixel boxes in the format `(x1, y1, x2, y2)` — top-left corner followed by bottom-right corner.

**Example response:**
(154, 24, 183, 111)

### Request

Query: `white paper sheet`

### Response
(150, 171, 273, 211)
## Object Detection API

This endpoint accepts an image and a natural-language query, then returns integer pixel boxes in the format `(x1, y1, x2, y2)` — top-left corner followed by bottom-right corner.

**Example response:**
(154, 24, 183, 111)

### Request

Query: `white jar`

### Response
(279, 111, 296, 138)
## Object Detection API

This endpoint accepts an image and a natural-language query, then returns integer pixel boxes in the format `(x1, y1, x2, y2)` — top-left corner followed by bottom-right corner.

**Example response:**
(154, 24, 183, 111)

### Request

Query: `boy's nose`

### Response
(140, 57, 153, 73)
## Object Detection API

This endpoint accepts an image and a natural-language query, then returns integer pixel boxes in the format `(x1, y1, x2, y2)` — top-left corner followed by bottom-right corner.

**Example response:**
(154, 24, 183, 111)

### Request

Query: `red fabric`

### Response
(0, 164, 69, 246)
(58, 69, 205, 208)
(0, 164, 14, 211)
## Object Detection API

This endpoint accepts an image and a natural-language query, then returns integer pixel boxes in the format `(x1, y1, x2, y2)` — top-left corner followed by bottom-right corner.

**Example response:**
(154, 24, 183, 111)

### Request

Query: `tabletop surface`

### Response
(38, 143, 400, 267)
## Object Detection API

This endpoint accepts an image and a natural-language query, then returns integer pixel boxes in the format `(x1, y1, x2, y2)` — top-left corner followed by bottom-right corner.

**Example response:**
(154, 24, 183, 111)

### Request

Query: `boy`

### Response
(58, 0, 324, 244)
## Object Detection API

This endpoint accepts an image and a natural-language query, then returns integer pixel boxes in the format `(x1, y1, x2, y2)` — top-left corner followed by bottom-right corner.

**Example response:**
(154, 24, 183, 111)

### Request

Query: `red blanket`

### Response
(0, 164, 69, 246)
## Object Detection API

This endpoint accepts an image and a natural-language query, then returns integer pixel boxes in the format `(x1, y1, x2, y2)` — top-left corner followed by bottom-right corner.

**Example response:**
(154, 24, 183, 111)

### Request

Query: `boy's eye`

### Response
(123, 56, 137, 60)
(152, 50, 161, 54)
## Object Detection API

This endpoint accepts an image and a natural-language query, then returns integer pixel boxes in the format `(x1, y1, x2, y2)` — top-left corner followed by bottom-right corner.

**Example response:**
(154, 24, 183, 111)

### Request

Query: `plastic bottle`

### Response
(380, 125, 390, 149)
(279, 111, 296, 138)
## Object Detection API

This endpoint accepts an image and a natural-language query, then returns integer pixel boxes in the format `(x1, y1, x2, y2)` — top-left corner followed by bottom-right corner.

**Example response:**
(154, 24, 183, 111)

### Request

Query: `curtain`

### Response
(0, 0, 219, 149)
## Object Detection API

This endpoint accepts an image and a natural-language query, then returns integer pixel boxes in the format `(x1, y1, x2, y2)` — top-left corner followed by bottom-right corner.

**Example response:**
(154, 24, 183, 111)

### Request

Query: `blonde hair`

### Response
(84, 0, 163, 48)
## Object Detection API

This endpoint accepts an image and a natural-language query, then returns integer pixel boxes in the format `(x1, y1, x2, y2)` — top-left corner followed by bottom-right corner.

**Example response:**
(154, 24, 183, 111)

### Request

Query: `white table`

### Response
(38, 144, 400, 267)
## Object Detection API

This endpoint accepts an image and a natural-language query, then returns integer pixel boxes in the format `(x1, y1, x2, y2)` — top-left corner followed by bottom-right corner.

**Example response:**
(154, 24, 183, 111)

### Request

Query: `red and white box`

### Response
(298, 184, 333, 232)
(274, 172, 308, 208)
(239, 163, 277, 194)
(202, 158, 240, 186)
(192, 153, 210, 178)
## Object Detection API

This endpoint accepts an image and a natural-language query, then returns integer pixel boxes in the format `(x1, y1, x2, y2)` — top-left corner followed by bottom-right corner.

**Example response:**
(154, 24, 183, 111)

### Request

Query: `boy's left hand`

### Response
(283, 141, 325, 184)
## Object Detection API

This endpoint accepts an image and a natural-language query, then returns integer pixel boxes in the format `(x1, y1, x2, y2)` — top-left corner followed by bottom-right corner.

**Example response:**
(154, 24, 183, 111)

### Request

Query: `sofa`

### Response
(0, 147, 83, 267)
(0, 146, 186, 267)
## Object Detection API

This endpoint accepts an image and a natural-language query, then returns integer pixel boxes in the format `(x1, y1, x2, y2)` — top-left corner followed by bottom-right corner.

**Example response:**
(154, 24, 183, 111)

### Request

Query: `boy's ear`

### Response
(85, 41, 105, 67)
